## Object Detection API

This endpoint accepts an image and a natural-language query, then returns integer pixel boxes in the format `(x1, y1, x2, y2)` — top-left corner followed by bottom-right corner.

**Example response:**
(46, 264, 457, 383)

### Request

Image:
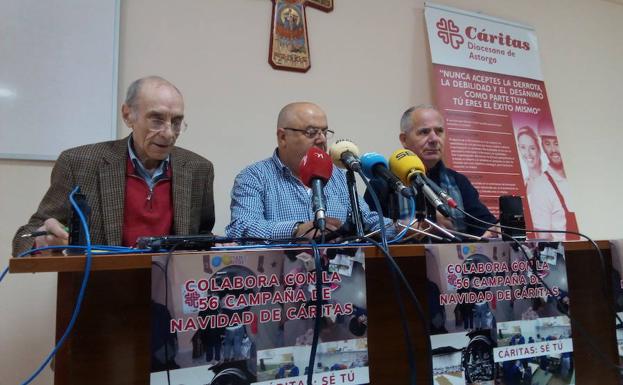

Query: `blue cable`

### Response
(17, 245, 139, 257)
(3, 246, 137, 285)
(19, 186, 93, 385)
(358, 176, 388, 249)
(0, 266, 8, 283)
(210, 241, 374, 252)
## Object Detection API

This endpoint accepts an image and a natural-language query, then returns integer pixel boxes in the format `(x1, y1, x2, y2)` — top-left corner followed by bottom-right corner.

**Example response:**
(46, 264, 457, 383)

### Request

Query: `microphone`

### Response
(329, 139, 361, 172)
(329, 139, 365, 236)
(360, 152, 414, 198)
(388, 149, 450, 218)
(136, 235, 233, 251)
(422, 175, 457, 208)
(299, 146, 333, 231)
(67, 188, 90, 255)
(363, 176, 401, 220)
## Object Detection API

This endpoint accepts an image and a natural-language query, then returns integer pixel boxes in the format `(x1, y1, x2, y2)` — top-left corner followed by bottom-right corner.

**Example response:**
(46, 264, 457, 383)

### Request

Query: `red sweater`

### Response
(122, 158, 173, 247)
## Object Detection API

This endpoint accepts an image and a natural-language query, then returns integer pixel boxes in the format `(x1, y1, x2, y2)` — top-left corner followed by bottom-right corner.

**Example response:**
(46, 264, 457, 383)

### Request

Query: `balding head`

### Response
(276, 102, 328, 176)
(277, 102, 324, 129)
(124, 76, 183, 117)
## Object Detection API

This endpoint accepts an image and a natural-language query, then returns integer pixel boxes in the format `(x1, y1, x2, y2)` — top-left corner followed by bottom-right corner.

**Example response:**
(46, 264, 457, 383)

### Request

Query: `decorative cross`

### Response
(269, 0, 334, 72)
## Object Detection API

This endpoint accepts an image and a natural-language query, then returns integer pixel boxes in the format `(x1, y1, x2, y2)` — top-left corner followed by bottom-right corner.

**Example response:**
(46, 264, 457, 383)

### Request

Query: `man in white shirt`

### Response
(527, 119, 578, 240)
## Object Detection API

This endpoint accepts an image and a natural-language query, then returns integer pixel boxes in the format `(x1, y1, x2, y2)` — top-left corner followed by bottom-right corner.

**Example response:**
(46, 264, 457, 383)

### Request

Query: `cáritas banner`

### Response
(425, 3, 579, 241)
(426, 242, 575, 385)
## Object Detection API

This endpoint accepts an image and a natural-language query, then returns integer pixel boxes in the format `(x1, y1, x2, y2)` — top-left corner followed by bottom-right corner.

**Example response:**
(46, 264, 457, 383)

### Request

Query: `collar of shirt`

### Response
(427, 160, 446, 180)
(127, 136, 170, 190)
(271, 149, 312, 194)
(545, 165, 565, 182)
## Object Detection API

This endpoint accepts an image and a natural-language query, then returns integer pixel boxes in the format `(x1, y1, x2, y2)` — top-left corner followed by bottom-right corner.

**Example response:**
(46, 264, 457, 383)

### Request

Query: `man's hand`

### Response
(482, 223, 501, 239)
(295, 217, 342, 239)
(34, 218, 69, 248)
(435, 211, 455, 231)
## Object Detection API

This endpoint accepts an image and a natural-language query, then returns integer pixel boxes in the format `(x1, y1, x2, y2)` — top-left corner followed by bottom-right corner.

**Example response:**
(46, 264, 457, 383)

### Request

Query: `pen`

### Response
(21, 226, 70, 238)
(21, 230, 52, 238)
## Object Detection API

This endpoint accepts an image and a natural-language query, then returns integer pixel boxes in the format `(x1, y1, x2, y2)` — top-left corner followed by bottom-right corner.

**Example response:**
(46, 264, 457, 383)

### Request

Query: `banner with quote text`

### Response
(426, 242, 575, 385)
(150, 249, 369, 385)
(424, 3, 579, 240)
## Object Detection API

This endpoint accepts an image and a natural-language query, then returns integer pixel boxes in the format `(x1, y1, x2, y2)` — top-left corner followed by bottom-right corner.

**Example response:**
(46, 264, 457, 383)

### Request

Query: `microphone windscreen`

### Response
(388, 149, 426, 185)
(299, 146, 333, 187)
(360, 152, 388, 179)
(329, 139, 360, 169)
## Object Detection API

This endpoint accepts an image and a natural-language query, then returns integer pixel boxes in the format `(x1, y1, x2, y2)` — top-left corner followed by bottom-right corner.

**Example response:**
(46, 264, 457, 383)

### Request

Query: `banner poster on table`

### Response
(425, 242, 575, 385)
(609, 239, 623, 368)
(424, 3, 579, 240)
(150, 248, 370, 385)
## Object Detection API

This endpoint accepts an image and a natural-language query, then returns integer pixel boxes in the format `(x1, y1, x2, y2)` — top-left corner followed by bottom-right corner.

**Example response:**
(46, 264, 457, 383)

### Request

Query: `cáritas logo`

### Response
(436, 18, 464, 49)
(436, 18, 531, 51)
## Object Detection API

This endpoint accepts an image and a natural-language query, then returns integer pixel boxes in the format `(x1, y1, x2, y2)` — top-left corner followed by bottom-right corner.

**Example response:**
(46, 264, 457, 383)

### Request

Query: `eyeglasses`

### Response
(283, 126, 334, 139)
(147, 117, 188, 134)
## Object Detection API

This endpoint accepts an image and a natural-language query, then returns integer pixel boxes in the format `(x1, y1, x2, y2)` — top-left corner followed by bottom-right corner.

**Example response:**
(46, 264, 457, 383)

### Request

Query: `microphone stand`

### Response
(425, 195, 437, 223)
(424, 218, 459, 241)
(346, 170, 365, 237)
(365, 190, 446, 242)
(395, 219, 445, 241)
(414, 184, 427, 223)
(415, 182, 450, 242)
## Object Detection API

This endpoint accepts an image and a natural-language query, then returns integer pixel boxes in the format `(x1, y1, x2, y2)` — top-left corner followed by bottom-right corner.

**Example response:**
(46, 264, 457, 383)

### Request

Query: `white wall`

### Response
(1, 1, 622, 383)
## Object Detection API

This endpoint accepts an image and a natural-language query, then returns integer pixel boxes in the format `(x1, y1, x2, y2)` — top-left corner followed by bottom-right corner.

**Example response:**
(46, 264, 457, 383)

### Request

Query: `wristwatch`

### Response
(292, 221, 303, 237)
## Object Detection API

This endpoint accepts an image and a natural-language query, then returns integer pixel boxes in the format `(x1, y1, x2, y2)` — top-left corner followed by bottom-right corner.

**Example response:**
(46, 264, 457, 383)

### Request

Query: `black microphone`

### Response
(136, 235, 231, 251)
(360, 152, 414, 198)
(419, 179, 451, 218)
(422, 175, 457, 208)
(499, 195, 526, 241)
(67, 188, 90, 255)
(363, 176, 401, 220)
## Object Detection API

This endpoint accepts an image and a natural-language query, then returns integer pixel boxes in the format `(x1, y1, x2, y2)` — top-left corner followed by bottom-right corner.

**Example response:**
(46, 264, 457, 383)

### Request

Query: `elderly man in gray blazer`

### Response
(13, 76, 214, 256)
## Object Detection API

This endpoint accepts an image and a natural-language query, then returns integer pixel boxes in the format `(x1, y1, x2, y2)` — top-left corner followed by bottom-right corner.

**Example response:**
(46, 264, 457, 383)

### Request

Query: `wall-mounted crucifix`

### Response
(268, 0, 334, 72)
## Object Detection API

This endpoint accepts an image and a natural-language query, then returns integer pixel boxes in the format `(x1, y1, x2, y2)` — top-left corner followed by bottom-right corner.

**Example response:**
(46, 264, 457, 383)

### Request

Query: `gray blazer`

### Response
(12, 136, 215, 256)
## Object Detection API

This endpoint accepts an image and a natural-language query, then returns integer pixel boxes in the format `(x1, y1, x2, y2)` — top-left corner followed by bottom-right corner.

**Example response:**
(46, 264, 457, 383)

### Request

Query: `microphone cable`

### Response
(359, 174, 421, 385)
(307, 240, 322, 385)
(16, 186, 93, 385)
(458, 207, 615, 317)
(0, 265, 8, 283)
(153, 241, 184, 385)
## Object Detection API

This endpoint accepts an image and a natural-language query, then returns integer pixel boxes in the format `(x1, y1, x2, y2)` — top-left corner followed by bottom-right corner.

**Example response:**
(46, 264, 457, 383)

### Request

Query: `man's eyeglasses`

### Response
(147, 117, 188, 134)
(283, 126, 334, 139)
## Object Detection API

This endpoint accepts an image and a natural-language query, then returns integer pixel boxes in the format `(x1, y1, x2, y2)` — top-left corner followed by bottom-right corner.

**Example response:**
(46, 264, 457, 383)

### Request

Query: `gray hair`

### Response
(400, 104, 439, 133)
(124, 75, 181, 109)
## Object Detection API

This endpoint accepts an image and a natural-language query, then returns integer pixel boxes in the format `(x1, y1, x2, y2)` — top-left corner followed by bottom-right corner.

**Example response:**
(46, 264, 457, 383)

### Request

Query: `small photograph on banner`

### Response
(256, 339, 368, 383)
(426, 242, 575, 385)
(150, 248, 369, 385)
